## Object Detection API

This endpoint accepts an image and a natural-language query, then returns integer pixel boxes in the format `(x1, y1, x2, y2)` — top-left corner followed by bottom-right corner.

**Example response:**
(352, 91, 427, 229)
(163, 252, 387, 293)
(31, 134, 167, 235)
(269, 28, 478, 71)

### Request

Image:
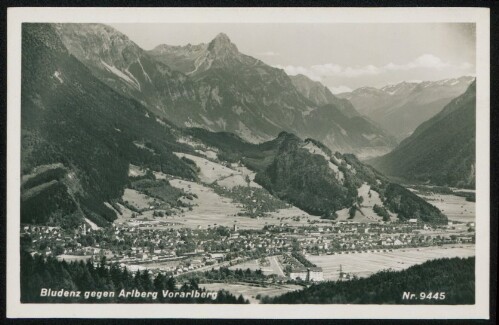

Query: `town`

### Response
(21, 218, 475, 283)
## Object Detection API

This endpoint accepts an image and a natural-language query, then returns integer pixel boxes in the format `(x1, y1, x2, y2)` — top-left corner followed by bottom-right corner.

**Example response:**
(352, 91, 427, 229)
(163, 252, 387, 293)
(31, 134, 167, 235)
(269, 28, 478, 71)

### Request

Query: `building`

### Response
(307, 267, 324, 282)
(289, 267, 308, 281)
(289, 267, 324, 282)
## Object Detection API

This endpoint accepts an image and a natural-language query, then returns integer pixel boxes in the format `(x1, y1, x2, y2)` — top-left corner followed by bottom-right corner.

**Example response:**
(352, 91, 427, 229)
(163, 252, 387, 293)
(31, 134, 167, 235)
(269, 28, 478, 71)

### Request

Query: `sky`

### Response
(110, 23, 476, 93)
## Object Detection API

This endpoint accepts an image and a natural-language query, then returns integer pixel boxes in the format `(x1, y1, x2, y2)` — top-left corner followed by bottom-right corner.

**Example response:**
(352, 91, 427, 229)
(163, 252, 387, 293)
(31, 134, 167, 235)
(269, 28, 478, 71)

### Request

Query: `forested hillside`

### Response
(20, 252, 247, 304)
(187, 129, 446, 223)
(369, 82, 476, 188)
(21, 24, 198, 227)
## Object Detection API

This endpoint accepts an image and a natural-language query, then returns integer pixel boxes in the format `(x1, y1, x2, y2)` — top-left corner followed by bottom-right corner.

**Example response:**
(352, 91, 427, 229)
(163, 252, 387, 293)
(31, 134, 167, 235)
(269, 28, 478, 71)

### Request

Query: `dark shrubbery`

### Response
(21, 252, 248, 304)
(373, 204, 390, 222)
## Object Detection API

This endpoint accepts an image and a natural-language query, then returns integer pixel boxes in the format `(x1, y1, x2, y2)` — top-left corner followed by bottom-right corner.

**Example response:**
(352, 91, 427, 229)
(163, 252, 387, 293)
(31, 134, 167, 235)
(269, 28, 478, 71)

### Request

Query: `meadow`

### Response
(200, 282, 302, 304)
(307, 244, 475, 281)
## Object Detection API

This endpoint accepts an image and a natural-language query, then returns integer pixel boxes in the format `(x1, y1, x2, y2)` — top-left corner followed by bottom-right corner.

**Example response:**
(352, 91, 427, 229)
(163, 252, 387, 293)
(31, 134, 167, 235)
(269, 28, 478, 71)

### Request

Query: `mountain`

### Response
(289, 74, 359, 118)
(53, 24, 396, 157)
(21, 23, 445, 229)
(51, 23, 205, 128)
(150, 33, 254, 76)
(21, 24, 198, 227)
(368, 81, 476, 188)
(187, 129, 446, 224)
(337, 77, 475, 140)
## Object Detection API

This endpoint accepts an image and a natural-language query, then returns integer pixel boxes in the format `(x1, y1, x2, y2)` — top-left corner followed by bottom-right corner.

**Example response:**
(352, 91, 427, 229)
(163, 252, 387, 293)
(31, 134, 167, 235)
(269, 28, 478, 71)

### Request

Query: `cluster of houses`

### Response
(21, 218, 474, 280)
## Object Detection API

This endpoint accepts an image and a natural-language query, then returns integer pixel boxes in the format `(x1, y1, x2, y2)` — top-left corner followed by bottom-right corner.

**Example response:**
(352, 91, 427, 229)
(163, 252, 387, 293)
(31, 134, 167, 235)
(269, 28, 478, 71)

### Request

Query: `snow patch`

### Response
(211, 87, 222, 104)
(53, 71, 63, 83)
(124, 69, 142, 91)
(301, 106, 316, 116)
(215, 118, 227, 130)
(137, 58, 152, 83)
(101, 60, 140, 90)
(362, 133, 377, 141)
(155, 117, 166, 125)
(200, 115, 214, 126)
(233, 106, 244, 115)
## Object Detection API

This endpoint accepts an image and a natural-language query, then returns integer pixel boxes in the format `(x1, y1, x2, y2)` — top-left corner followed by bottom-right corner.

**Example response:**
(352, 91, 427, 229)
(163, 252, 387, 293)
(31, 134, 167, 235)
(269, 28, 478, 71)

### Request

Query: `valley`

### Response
(18, 23, 478, 305)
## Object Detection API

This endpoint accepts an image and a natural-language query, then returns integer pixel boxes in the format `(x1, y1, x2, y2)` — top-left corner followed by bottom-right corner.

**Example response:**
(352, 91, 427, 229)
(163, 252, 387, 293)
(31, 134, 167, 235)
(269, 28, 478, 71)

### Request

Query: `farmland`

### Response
(229, 255, 285, 276)
(417, 193, 475, 223)
(167, 176, 322, 229)
(200, 282, 302, 304)
(307, 244, 475, 281)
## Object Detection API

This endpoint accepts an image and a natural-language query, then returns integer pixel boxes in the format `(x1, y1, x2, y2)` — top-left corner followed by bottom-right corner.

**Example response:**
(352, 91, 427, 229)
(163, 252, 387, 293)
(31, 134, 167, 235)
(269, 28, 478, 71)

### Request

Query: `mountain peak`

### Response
(214, 32, 231, 42)
(207, 32, 238, 55)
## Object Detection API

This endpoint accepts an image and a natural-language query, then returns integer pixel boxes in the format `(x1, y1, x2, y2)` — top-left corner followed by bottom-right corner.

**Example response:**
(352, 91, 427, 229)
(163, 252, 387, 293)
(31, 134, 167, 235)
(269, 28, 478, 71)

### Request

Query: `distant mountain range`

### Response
(368, 81, 476, 188)
(20, 23, 446, 227)
(337, 77, 475, 141)
(53, 24, 396, 158)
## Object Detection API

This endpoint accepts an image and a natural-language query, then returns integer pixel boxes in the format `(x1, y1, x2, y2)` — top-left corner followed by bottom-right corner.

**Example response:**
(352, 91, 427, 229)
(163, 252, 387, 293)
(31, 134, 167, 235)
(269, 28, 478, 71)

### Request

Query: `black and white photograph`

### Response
(6, 7, 491, 319)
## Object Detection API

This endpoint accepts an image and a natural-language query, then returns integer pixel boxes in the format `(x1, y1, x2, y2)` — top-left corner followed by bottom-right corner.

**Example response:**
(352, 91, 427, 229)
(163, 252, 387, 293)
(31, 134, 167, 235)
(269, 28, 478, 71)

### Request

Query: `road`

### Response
(172, 260, 233, 277)
(268, 255, 285, 277)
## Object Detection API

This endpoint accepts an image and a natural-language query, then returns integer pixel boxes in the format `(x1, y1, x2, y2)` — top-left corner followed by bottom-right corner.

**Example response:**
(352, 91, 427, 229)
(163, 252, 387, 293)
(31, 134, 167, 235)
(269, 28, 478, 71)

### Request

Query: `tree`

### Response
(348, 206, 357, 219)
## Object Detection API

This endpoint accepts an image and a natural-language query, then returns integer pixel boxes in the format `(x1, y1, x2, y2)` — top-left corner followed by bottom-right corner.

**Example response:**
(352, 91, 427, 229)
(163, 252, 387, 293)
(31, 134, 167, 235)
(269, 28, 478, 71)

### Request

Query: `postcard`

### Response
(6, 7, 490, 319)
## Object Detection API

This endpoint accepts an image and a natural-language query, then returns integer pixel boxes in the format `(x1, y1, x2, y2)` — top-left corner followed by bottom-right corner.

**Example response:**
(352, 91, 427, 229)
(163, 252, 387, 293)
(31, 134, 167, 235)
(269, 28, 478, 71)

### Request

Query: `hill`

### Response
(368, 82, 476, 188)
(263, 257, 474, 304)
(186, 129, 447, 224)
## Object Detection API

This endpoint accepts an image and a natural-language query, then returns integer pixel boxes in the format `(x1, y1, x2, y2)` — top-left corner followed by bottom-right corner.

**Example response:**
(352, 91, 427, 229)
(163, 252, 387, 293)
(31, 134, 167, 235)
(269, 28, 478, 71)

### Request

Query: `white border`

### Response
(6, 7, 490, 319)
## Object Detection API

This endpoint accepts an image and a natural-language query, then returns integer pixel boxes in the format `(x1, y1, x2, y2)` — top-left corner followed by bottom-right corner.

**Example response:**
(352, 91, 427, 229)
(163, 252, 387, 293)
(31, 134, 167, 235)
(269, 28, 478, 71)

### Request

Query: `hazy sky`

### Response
(110, 23, 475, 93)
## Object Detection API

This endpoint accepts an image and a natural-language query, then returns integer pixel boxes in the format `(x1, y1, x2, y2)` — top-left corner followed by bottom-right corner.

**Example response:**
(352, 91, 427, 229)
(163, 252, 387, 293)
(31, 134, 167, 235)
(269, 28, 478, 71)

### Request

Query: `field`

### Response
(84, 217, 100, 230)
(229, 259, 261, 272)
(307, 244, 475, 281)
(229, 255, 285, 276)
(166, 176, 323, 229)
(174, 152, 260, 189)
(200, 282, 303, 304)
(417, 193, 475, 223)
(335, 183, 397, 222)
(128, 164, 146, 177)
(122, 188, 154, 211)
(173, 152, 236, 184)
